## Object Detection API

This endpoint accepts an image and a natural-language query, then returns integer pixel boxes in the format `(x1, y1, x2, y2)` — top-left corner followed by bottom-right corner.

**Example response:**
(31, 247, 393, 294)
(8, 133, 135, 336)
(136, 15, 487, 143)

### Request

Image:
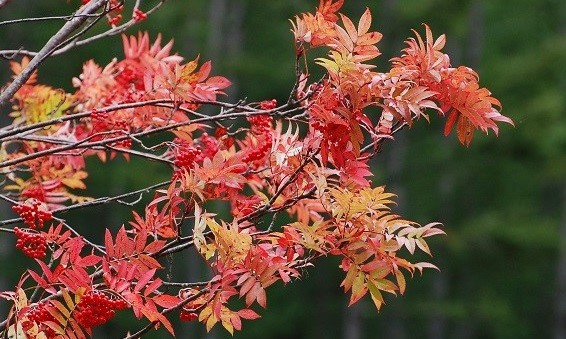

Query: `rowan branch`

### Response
(0, 0, 107, 108)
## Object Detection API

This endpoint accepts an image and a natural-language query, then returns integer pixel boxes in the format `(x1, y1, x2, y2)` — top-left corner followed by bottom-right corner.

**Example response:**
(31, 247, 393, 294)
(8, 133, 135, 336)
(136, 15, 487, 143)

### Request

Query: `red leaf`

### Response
(237, 308, 261, 320)
(134, 268, 156, 294)
(152, 294, 181, 308)
(104, 229, 114, 258)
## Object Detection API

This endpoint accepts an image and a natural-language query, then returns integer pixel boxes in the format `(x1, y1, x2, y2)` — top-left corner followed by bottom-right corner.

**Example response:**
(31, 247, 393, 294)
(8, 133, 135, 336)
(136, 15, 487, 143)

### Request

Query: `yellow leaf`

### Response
(348, 272, 367, 306)
(366, 279, 385, 310)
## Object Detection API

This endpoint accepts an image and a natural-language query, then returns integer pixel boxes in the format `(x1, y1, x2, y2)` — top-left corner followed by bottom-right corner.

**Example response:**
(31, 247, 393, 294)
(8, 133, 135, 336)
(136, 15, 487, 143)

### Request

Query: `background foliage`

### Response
(1, 0, 564, 338)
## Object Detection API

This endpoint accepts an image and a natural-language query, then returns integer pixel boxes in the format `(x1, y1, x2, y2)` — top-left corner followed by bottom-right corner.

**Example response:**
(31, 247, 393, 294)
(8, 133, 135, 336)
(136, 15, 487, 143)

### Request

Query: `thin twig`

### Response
(0, 0, 107, 109)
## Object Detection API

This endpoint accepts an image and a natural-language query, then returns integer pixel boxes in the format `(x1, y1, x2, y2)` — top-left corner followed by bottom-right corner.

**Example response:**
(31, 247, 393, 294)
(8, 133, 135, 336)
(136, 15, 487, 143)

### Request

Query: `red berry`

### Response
(23, 302, 58, 338)
(112, 298, 129, 310)
(180, 310, 198, 322)
(259, 99, 277, 110)
(199, 133, 219, 159)
(173, 140, 203, 178)
(14, 228, 47, 259)
(12, 199, 52, 230)
(75, 291, 118, 328)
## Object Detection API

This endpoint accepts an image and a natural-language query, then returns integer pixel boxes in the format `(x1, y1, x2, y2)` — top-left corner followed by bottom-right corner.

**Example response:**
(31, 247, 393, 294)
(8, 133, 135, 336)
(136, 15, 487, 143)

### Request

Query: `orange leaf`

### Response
(357, 8, 372, 36)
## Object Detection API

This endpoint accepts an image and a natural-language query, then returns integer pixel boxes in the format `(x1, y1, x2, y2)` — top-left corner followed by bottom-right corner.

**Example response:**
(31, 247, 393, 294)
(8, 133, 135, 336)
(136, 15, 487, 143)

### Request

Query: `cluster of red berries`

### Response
(115, 65, 144, 91)
(74, 291, 128, 328)
(21, 186, 46, 202)
(244, 113, 273, 163)
(12, 199, 52, 230)
(243, 135, 272, 162)
(110, 120, 133, 148)
(174, 143, 202, 169)
(90, 110, 132, 148)
(180, 309, 198, 322)
(14, 227, 47, 259)
(90, 110, 109, 136)
(259, 99, 277, 110)
(215, 127, 234, 149)
(198, 133, 219, 159)
(22, 302, 57, 338)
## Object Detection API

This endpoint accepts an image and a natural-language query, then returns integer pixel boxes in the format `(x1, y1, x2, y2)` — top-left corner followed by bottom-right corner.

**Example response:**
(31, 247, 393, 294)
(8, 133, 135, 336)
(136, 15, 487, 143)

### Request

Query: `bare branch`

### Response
(0, 0, 107, 109)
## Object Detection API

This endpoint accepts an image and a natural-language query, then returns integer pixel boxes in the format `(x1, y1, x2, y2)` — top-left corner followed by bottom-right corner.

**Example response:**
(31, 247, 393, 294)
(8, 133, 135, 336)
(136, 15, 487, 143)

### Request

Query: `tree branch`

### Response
(0, 0, 106, 109)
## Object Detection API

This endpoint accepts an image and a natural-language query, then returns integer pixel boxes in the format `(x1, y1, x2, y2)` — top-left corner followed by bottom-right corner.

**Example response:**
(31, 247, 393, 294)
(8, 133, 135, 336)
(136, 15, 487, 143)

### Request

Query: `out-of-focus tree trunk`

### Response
(444, 2, 484, 338)
(555, 184, 566, 339)
(343, 304, 363, 339)
(383, 131, 408, 339)
(207, 0, 245, 98)
(181, 1, 247, 337)
(466, 0, 484, 68)
(554, 7, 566, 338)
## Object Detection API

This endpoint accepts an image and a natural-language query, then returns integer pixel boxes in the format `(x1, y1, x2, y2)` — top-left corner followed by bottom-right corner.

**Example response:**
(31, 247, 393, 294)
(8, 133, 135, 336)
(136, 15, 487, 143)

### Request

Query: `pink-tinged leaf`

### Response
(236, 272, 252, 286)
(256, 286, 267, 308)
(357, 31, 382, 46)
(144, 305, 176, 336)
(135, 268, 157, 294)
(231, 312, 242, 331)
(341, 265, 358, 291)
(415, 238, 432, 255)
(144, 278, 163, 297)
(104, 229, 114, 258)
(206, 76, 231, 90)
(239, 276, 257, 297)
(152, 294, 181, 308)
(127, 264, 138, 281)
(136, 254, 162, 271)
(78, 254, 101, 267)
(340, 14, 358, 43)
(357, 8, 372, 36)
(335, 25, 354, 52)
(197, 61, 212, 82)
(245, 282, 265, 308)
(27, 269, 52, 293)
(413, 262, 440, 273)
(278, 269, 291, 283)
(422, 222, 446, 237)
(144, 239, 166, 253)
(237, 308, 261, 320)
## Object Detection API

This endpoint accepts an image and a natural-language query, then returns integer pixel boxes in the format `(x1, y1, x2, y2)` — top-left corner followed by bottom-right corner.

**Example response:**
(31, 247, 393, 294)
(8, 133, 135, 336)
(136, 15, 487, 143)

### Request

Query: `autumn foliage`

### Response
(0, 1, 512, 338)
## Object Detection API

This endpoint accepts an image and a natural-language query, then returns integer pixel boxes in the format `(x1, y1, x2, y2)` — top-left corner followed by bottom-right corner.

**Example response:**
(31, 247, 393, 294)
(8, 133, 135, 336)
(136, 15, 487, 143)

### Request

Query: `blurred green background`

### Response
(1, 0, 565, 338)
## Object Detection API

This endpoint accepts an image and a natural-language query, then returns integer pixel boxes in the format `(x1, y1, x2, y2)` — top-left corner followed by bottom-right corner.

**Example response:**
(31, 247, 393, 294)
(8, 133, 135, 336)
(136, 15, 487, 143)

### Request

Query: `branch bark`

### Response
(0, 0, 106, 109)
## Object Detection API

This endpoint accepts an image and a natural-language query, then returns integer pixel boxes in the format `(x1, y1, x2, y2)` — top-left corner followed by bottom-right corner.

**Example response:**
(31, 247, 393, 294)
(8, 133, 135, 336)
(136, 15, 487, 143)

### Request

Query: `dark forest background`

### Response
(1, 0, 565, 338)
